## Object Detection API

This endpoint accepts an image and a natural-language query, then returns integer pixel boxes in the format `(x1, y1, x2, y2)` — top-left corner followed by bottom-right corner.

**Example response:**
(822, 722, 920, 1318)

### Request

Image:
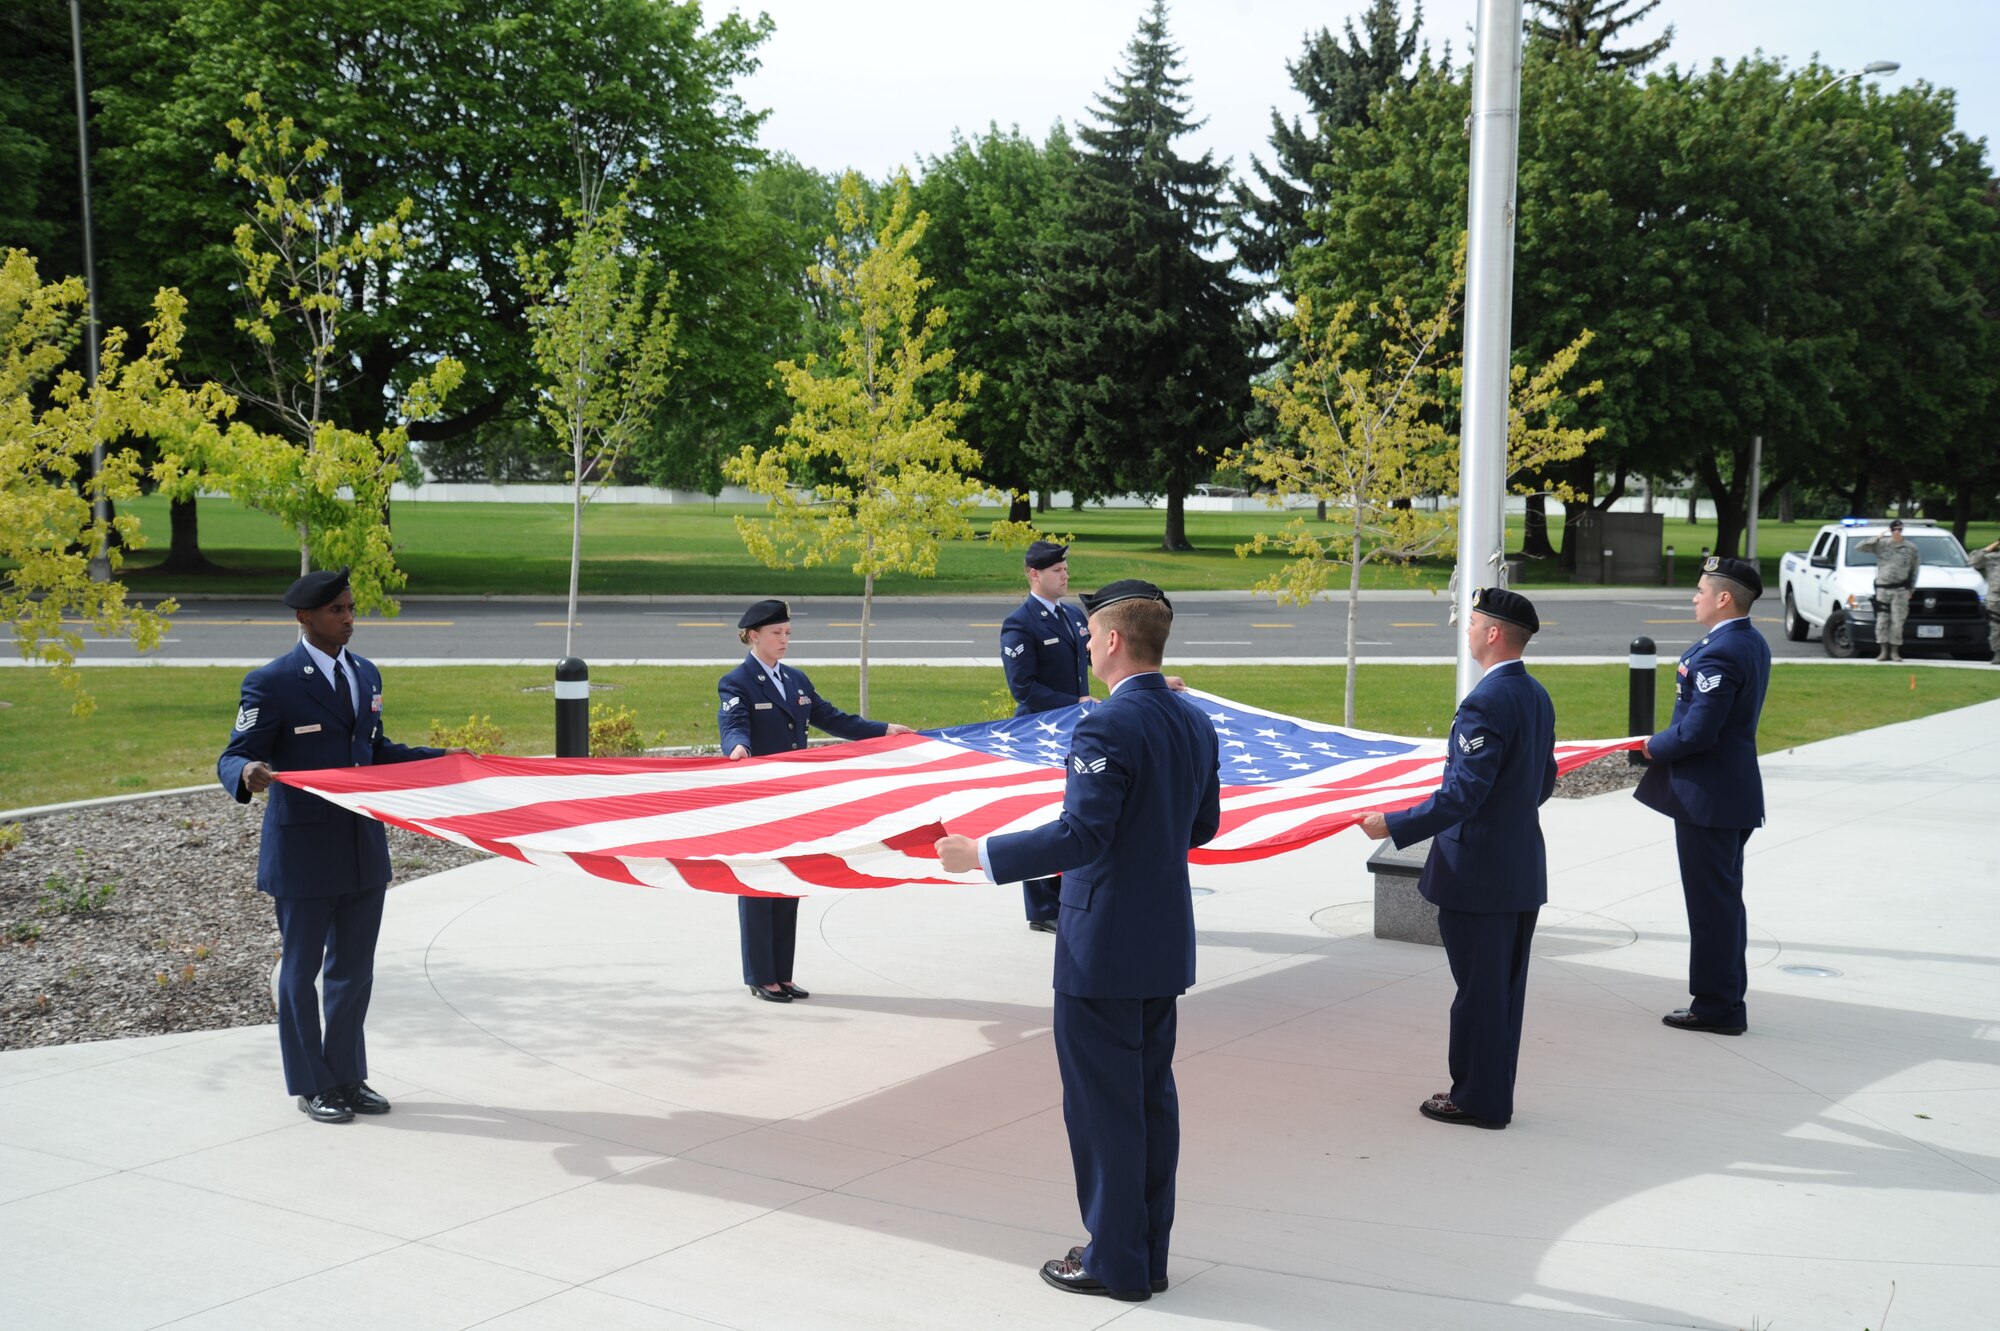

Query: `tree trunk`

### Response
(1778, 482, 1794, 524)
(1951, 484, 1973, 544)
(1846, 476, 1869, 518)
(1037, 490, 1051, 514)
(1697, 457, 1746, 558)
(1008, 492, 1031, 524)
(159, 496, 219, 573)
(1315, 499, 1327, 521)
(858, 569, 875, 717)
(566, 457, 583, 659)
(1343, 515, 1364, 727)
(1160, 492, 1191, 552)
(1521, 493, 1555, 559)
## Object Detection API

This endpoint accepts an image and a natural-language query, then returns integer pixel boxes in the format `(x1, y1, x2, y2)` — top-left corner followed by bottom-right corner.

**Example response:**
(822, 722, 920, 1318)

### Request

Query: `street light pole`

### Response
(1454, 0, 1524, 702)
(69, 0, 109, 583)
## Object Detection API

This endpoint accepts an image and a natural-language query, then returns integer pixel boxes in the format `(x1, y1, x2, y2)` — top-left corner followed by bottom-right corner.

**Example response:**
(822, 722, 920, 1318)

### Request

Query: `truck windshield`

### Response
(1845, 535, 1968, 568)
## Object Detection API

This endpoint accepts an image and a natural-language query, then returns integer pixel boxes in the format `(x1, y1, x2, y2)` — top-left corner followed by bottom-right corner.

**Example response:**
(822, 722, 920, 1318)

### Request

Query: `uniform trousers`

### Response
(1434, 907, 1539, 1124)
(1053, 991, 1179, 1295)
(1675, 821, 1754, 1027)
(272, 888, 385, 1098)
(1877, 587, 1911, 647)
(1023, 875, 1060, 922)
(739, 897, 799, 986)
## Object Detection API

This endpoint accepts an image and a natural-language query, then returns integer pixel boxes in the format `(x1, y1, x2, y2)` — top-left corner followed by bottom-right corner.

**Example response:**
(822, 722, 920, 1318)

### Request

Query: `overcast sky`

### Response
(729, 0, 1996, 185)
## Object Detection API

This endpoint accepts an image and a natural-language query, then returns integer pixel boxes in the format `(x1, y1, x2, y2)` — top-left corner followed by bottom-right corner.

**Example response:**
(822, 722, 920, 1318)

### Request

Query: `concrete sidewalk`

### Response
(4, 705, 1997, 1330)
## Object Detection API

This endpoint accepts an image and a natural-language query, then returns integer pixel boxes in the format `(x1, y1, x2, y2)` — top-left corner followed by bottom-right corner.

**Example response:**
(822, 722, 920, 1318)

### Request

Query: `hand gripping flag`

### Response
(274, 690, 1640, 897)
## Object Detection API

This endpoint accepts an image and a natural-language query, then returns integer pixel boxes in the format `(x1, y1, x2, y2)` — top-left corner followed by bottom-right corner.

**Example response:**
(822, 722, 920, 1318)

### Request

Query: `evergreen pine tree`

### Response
(1023, 0, 1249, 552)
(1527, 0, 1672, 71)
(1235, 0, 1430, 288)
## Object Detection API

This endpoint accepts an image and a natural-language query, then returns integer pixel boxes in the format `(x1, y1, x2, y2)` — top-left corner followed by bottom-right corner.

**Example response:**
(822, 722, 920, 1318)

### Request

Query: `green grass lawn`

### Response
(114, 496, 1994, 600)
(5, 661, 1996, 810)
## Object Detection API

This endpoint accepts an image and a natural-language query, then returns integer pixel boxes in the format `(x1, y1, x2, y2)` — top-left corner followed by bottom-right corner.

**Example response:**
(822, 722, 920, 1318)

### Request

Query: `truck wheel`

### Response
(1783, 591, 1810, 642)
(1822, 609, 1858, 659)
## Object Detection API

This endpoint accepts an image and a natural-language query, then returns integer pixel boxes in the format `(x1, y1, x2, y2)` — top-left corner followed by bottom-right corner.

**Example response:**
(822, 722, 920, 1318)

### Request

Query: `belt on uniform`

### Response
(1875, 582, 1911, 591)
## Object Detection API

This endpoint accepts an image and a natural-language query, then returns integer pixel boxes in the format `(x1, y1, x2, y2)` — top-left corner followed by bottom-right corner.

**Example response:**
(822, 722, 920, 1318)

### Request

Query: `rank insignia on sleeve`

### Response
(1456, 732, 1486, 753)
(1696, 671, 1720, 693)
(1003, 643, 1025, 658)
(1071, 755, 1108, 774)
(722, 696, 740, 710)
(233, 706, 259, 732)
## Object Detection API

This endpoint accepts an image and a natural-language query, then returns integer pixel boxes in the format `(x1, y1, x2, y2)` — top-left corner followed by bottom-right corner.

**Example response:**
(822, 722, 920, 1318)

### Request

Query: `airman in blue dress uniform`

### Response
(717, 599, 911, 1002)
(216, 567, 448, 1124)
(938, 580, 1222, 1303)
(1000, 540, 1093, 931)
(1636, 555, 1772, 1036)
(1363, 587, 1558, 1130)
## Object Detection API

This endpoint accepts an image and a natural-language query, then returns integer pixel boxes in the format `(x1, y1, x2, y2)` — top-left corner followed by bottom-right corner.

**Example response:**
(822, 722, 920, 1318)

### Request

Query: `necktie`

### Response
(331, 657, 357, 729)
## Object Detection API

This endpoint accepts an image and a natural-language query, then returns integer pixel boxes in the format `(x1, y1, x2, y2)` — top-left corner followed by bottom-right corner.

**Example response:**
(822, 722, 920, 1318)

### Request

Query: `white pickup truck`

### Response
(1777, 520, 1991, 659)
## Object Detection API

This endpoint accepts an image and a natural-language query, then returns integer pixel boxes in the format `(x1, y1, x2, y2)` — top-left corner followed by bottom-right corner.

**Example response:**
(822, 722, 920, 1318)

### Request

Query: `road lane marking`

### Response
(1390, 622, 1438, 628)
(1249, 623, 1294, 628)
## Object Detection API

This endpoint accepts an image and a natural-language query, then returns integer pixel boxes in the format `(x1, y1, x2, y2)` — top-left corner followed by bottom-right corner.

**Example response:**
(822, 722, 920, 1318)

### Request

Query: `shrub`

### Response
(428, 714, 505, 753)
(588, 702, 664, 756)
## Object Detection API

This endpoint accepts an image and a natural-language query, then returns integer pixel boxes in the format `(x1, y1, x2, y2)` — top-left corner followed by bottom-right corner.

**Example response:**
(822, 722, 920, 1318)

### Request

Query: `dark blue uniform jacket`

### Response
(1635, 616, 1771, 829)
(1001, 595, 1090, 715)
(1385, 660, 1558, 914)
(717, 654, 885, 756)
(216, 642, 442, 898)
(986, 674, 1223, 998)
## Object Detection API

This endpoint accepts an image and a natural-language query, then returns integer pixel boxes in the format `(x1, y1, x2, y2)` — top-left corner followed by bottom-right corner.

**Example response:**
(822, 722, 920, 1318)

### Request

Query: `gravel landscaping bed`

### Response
(0, 755, 1643, 1052)
(0, 792, 482, 1052)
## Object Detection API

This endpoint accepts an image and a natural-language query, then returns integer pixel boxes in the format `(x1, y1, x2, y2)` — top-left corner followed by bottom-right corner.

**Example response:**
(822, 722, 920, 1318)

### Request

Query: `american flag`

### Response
(275, 690, 1640, 897)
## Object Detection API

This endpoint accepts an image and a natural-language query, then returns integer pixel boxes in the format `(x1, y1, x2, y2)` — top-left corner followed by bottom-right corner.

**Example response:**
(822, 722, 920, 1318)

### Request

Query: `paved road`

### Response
(4, 590, 1842, 666)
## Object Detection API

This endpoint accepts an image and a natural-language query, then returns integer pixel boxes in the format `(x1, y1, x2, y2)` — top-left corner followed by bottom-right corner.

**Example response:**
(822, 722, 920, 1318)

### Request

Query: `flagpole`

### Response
(1454, 0, 1524, 701)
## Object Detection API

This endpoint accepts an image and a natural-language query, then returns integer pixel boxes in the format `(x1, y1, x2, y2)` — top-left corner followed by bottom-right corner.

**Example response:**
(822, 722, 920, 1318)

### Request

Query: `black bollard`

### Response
(1628, 636, 1656, 765)
(1663, 544, 1676, 588)
(555, 657, 590, 758)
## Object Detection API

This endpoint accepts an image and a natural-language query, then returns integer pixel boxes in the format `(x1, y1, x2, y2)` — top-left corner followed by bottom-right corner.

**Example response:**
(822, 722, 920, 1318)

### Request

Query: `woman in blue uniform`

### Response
(716, 599, 912, 1001)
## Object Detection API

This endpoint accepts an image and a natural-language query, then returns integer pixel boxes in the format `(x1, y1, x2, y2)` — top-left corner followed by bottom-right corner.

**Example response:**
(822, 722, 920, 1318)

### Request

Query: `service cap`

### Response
(1025, 539, 1068, 571)
(737, 599, 790, 631)
(1080, 579, 1172, 617)
(282, 566, 351, 611)
(1887, 518, 1904, 532)
(1700, 555, 1763, 600)
(1470, 586, 1540, 634)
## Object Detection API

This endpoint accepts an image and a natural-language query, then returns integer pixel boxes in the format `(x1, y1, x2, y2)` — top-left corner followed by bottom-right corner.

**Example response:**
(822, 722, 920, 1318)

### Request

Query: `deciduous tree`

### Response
(520, 189, 678, 656)
(1, 249, 229, 713)
(726, 173, 1008, 714)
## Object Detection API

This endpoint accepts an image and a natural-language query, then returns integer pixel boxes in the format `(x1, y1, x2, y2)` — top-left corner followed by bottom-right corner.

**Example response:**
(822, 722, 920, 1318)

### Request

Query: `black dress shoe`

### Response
(749, 984, 792, 1002)
(1662, 1009, 1745, 1035)
(1040, 1254, 1150, 1302)
(780, 983, 810, 1000)
(297, 1091, 354, 1124)
(1027, 919, 1057, 934)
(338, 1082, 391, 1114)
(1065, 1246, 1166, 1293)
(1419, 1095, 1505, 1129)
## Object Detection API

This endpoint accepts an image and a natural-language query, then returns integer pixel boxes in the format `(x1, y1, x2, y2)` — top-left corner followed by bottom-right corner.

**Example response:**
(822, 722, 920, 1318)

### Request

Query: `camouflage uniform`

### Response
(1857, 535, 1920, 659)
(1969, 544, 2000, 662)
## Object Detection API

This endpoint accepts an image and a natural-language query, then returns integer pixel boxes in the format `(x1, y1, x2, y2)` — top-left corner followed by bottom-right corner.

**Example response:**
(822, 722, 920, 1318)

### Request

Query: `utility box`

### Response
(1570, 511, 1663, 585)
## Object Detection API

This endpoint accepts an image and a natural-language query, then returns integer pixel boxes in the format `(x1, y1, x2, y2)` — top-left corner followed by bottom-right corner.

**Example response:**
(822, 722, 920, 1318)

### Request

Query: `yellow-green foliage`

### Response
(727, 171, 1005, 712)
(0, 823, 21, 857)
(197, 92, 463, 612)
(1229, 263, 1600, 724)
(588, 702, 662, 757)
(1, 249, 234, 715)
(427, 715, 505, 754)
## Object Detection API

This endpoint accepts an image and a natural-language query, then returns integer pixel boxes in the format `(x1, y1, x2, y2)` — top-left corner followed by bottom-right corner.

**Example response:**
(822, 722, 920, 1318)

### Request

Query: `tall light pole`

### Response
(70, 0, 109, 583)
(1454, 0, 1524, 701)
(1747, 61, 1899, 564)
